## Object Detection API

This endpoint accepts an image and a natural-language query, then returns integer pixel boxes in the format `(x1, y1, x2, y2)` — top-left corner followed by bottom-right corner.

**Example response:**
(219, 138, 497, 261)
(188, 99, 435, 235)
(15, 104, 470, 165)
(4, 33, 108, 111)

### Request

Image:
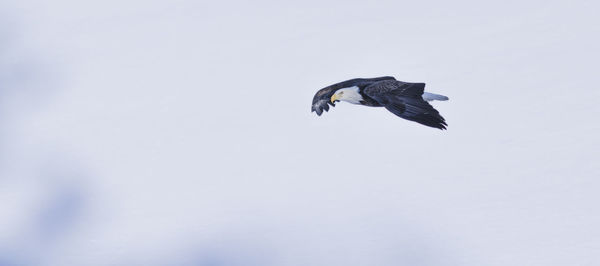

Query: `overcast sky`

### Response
(1, 0, 599, 265)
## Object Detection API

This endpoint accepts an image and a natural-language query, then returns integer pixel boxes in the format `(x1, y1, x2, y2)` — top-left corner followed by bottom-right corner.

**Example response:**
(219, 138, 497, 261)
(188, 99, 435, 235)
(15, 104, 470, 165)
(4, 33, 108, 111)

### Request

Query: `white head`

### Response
(330, 86, 363, 105)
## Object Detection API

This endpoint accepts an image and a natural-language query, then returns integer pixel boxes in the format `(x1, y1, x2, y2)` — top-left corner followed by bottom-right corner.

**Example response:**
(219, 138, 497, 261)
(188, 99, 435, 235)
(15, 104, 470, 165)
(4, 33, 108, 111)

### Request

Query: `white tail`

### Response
(422, 92, 449, 101)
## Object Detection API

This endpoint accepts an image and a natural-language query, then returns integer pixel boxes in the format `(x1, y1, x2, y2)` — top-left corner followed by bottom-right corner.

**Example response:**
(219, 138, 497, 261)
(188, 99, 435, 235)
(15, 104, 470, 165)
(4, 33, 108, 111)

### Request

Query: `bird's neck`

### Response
(338, 86, 364, 105)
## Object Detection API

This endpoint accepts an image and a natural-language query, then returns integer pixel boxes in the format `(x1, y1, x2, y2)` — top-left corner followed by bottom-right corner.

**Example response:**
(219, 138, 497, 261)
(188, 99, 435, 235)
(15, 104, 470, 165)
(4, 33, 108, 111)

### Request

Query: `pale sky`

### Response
(1, 0, 599, 265)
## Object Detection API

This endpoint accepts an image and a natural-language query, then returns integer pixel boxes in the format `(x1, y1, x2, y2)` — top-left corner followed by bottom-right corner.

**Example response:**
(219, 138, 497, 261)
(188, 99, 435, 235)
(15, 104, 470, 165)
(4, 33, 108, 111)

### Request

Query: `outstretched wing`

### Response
(364, 80, 447, 129)
(311, 76, 396, 116)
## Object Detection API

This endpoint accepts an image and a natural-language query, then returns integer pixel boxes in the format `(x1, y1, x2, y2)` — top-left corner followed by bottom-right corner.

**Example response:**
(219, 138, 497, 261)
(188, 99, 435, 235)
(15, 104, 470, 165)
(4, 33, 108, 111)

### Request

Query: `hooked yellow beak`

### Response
(330, 94, 339, 103)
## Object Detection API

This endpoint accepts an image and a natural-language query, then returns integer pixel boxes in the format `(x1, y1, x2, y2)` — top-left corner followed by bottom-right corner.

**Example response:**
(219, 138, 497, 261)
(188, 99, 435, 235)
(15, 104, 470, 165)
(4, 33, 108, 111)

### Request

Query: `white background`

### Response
(1, 0, 599, 265)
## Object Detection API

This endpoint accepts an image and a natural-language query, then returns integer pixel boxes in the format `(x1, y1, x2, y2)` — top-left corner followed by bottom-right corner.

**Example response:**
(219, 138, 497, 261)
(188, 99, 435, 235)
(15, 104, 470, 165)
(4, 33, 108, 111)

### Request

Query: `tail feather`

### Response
(422, 92, 449, 101)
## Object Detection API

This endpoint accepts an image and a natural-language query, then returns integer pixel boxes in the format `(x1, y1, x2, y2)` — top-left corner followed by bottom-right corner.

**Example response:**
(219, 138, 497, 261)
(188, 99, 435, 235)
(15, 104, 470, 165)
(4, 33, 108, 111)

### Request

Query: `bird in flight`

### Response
(311, 76, 449, 129)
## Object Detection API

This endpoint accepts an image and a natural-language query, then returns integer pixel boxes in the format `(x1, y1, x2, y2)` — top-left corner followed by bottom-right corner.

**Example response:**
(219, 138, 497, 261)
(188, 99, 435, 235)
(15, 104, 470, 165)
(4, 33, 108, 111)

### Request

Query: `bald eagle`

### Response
(311, 76, 449, 130)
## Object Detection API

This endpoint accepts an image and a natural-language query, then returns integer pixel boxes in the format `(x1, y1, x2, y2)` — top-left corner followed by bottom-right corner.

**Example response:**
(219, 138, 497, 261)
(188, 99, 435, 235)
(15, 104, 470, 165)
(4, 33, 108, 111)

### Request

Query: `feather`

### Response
(422, 92, 449, 101)
(364, 80, 448, 130)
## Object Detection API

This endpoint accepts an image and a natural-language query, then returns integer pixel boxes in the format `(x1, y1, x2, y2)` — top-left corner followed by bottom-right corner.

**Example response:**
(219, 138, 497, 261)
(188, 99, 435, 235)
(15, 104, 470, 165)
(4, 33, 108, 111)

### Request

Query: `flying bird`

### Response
(311, 76, 449, 129)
